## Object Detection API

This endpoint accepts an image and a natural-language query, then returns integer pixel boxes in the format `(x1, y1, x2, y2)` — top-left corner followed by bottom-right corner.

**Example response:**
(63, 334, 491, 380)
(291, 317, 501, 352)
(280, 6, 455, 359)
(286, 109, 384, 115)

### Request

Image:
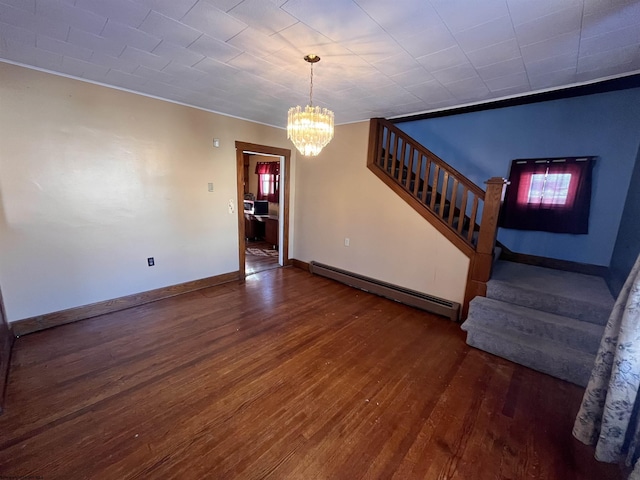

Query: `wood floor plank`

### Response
(0, 267, 623, 479)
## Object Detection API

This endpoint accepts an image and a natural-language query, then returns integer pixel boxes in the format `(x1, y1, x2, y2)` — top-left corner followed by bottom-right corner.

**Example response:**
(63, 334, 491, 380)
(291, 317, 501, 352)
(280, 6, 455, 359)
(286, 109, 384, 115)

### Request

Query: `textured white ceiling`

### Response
(1, 0, 639, 127)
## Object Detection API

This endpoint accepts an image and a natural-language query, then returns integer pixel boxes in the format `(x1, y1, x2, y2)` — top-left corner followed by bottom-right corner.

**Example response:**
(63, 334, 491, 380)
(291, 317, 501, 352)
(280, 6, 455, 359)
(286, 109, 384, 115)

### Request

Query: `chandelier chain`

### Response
(309, 62, 314, 107)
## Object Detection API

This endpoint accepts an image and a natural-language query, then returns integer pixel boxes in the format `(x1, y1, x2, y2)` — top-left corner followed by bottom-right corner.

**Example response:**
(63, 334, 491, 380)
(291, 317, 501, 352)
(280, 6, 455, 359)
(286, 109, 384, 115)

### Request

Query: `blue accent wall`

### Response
(608, 145, 640, 296)
(397, 88, 640, 266)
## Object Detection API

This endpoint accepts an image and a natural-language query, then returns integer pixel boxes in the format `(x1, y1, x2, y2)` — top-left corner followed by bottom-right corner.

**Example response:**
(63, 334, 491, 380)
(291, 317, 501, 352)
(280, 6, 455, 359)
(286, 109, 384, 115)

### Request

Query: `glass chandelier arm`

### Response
(287, 105, 334, 157)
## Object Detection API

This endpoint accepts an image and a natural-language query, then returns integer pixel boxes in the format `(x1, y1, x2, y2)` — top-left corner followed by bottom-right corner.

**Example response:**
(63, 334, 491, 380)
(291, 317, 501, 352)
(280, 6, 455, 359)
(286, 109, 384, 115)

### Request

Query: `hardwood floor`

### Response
(0, 267, 621, 479)
(245, 240, 279, 275)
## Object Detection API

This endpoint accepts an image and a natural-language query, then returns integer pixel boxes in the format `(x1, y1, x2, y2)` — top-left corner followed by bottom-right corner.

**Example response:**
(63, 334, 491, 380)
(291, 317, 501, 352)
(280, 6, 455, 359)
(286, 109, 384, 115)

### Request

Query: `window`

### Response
(527, 171, 571, 205)
(259, 174, 278, 197)
(255, 161, 280, 203)
(499, 157, 595, 234)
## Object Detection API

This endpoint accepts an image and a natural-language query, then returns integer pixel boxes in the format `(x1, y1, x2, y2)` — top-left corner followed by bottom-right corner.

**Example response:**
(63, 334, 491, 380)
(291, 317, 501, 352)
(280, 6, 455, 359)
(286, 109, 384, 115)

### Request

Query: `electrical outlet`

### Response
(344, 237, 350, 247)
(208, 182, 214, 192)
(228, 199, 235, 214)
(147, 257, 155, 266)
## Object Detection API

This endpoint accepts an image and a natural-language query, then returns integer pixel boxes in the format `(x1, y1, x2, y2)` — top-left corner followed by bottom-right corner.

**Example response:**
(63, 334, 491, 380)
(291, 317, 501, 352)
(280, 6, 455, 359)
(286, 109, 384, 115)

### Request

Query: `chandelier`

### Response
(287, 54, 334, 157)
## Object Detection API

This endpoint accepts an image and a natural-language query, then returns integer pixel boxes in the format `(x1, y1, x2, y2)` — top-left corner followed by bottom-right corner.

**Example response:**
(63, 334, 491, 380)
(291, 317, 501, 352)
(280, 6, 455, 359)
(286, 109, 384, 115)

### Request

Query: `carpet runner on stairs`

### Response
(461, 260, 615, 387)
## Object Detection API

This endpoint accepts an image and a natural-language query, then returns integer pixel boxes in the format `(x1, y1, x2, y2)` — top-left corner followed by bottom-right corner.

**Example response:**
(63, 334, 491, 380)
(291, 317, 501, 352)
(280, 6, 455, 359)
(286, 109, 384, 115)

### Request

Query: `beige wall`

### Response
(0, 61, 469, 323)
(0, 63, 295, 321)
(293, 121, 470, 304)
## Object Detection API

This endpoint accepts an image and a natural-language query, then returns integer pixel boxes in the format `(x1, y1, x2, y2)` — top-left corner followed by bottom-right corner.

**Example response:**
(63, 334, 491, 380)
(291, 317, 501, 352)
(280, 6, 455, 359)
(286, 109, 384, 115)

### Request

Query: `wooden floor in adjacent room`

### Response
(245, 240, 280, 275)
(0, 267, 622, 479)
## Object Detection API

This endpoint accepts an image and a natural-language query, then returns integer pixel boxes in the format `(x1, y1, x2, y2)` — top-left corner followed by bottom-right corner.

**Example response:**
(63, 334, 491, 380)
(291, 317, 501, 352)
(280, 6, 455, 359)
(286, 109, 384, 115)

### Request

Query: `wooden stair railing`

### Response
(366, 118, 506, 317)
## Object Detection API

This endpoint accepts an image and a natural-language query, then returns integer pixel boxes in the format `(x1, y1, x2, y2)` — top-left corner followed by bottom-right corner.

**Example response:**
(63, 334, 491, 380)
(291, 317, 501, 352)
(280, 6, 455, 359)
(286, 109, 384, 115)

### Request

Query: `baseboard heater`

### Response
(309, 261, 460, 321)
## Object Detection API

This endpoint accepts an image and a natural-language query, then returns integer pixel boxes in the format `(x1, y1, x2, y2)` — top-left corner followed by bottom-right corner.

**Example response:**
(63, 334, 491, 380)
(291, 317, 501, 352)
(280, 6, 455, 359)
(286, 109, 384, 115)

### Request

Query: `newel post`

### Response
(463, 177, 507, 318)
(366, 118, 383, 169)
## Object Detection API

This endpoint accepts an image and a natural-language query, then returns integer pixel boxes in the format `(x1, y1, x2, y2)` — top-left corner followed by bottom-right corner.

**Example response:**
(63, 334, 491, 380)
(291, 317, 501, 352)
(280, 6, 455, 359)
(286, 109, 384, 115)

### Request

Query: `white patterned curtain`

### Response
(573, 253, 640, 477)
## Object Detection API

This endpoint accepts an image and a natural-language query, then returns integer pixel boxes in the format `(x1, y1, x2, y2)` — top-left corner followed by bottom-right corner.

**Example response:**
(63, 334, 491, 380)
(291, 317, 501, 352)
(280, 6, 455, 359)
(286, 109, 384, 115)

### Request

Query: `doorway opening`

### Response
(235, 142, 291, 278)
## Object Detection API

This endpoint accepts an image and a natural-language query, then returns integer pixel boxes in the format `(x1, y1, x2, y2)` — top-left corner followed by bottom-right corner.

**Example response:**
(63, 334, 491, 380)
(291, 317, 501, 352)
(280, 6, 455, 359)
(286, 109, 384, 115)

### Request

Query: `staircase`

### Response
(366, 118, 613, 387)
(461, 260, 614, 387)
(367, 118, 506, 315)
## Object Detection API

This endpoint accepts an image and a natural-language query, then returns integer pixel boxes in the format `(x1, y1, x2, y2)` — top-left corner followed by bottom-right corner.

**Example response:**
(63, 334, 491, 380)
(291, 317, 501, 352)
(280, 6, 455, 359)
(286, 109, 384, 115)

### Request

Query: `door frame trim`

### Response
(235, 142, 291, 279)
(0, 286, 14, 414)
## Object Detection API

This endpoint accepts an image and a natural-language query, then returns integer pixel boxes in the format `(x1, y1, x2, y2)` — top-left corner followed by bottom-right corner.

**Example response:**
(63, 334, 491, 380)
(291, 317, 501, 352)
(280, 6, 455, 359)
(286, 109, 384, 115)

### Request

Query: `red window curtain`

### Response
(255, 162, 280, 203)
(499, 157, 595, 234)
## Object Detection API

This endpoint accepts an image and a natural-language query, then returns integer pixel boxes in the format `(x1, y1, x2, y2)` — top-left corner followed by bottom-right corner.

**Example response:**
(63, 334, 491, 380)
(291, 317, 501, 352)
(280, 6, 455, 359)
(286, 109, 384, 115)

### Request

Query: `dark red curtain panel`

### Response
(255, 162, 280, 175)
(499, 157, 595, 234)
(255, 162, 280, 203)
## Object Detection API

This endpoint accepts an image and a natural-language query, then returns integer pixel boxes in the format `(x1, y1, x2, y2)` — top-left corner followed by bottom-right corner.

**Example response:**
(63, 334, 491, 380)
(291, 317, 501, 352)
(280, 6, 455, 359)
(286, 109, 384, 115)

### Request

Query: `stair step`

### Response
(464, 296, 604, 354)
(487, 261, 614, 325)
(463, 323, 595, 387)
(493, 246, 502, 265)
